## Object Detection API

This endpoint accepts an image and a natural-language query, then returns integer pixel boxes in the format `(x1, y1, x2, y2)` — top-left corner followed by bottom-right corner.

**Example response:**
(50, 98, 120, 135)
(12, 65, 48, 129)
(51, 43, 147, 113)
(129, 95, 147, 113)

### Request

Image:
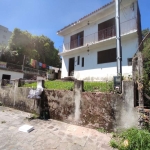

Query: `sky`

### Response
(0, 0, 150, 50)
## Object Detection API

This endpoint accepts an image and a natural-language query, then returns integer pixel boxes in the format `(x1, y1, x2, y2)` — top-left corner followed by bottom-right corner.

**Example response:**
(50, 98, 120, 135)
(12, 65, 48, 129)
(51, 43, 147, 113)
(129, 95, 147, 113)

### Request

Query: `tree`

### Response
(8, 28, 61, 68)
(0, 45, 15, 62)
(142, 29, 150, 106)
(142, 28, 149, 38)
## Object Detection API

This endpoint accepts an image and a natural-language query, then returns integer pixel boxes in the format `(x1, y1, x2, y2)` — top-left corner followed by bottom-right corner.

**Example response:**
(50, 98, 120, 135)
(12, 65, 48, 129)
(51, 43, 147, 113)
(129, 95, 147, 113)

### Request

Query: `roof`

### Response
(57, 0, 114, 34)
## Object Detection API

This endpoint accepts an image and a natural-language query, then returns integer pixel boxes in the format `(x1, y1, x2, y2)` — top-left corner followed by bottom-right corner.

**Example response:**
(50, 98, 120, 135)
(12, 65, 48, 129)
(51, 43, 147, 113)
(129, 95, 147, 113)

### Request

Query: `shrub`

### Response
(110, 128, 150, 150)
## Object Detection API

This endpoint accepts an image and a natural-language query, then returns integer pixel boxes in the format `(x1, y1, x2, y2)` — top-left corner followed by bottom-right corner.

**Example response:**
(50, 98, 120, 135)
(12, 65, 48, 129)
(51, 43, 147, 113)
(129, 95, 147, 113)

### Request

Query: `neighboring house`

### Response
(0, 70, 23, 80)
(0, 25, 12, 46)
(57, 0, 142, 81)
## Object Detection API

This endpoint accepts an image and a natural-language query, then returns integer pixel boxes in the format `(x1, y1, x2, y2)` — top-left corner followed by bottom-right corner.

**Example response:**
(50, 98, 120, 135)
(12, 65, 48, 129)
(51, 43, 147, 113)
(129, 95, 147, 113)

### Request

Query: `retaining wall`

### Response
(0, 79, 138, 131)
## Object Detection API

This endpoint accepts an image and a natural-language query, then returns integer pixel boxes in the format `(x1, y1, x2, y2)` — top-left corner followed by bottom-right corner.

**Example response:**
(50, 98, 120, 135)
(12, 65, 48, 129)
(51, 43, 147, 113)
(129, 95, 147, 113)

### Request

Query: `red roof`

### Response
(57, 1, 114, 33)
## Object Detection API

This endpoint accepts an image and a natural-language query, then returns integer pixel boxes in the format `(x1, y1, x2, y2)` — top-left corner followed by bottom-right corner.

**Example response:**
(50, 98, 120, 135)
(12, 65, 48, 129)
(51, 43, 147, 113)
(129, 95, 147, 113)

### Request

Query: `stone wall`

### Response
(0, 79, 138, 131)
(81, 92, 118, 131)
(42, 90, 74, 121)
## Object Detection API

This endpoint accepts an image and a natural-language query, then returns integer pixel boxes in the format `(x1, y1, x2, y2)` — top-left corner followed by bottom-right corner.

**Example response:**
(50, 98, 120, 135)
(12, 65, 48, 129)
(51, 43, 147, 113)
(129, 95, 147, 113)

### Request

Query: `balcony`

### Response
(59, 18, 137, 53)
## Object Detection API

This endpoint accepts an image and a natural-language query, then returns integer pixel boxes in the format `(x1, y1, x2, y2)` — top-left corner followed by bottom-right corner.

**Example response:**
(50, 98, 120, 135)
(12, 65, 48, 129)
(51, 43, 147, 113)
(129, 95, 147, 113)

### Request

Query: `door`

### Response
(2, 74, 11, 80)
(68, 57, 75, 76)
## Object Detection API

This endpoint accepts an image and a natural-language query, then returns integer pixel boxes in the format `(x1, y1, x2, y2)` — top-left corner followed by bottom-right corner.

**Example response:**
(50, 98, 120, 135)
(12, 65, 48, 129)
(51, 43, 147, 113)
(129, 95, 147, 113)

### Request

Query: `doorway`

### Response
(68, 57, 75, 76)
(2, 74, 11, 80)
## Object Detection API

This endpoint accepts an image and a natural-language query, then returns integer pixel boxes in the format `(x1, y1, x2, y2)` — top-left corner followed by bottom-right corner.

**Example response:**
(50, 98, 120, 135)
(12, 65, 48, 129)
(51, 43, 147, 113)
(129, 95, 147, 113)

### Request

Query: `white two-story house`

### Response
(57, 0, 142, 81)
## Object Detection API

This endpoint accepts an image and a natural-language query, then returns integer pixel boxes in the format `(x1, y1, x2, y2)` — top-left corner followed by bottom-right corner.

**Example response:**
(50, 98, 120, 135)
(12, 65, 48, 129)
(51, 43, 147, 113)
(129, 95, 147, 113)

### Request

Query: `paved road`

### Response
(0, 106, 114, 150)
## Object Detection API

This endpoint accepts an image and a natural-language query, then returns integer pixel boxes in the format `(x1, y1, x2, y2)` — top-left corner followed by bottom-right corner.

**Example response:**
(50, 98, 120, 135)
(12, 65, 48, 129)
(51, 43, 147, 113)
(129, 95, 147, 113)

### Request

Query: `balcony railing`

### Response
(59, 18, 137, 52)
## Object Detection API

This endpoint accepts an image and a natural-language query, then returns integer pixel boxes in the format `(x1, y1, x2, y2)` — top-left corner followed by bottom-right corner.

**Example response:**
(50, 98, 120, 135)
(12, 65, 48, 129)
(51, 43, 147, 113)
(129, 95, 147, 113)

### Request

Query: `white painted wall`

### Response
(61, 34, 138, 81)
(63, 1, 137, 50)
(0, 70, 23, 80)
(60, 0, 139, 81)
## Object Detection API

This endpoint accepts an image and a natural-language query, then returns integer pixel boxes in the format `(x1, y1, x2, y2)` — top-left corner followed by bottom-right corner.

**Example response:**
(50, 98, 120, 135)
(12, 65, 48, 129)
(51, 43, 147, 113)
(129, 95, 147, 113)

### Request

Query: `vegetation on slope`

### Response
(110, 128, 150, 150)
(23, 80, 113, 92)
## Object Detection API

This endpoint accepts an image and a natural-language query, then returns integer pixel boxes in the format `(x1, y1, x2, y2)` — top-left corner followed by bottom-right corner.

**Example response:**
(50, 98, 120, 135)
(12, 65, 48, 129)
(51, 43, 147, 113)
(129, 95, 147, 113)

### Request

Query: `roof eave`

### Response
(57, 1, 115, 36)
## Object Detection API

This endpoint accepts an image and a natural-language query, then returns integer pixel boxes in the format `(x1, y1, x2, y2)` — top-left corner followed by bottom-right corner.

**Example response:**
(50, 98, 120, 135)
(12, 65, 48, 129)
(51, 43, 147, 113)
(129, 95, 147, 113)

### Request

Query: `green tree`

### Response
(142, 28, 149, 38)
(142, 29, 150, 106)
(8, 28, 61, 68)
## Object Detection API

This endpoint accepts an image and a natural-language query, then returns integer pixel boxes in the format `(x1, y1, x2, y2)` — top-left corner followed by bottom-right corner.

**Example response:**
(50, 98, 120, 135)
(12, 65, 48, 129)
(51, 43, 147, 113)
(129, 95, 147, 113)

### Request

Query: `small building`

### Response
(0, 69, 23, 80)
(57, 0, 142, 81)
(0, 61, 23, 80)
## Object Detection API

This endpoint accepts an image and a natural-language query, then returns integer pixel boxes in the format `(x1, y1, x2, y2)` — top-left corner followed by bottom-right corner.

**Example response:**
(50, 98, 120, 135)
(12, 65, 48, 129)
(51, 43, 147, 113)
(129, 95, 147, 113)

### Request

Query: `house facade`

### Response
(57, 0, 142, 81)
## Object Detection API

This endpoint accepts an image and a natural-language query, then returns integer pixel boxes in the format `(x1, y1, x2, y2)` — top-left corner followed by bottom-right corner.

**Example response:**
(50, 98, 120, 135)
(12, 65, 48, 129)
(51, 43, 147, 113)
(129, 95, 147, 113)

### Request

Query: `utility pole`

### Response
(115, 0, 122, 77)
(115, 0, 122, 93)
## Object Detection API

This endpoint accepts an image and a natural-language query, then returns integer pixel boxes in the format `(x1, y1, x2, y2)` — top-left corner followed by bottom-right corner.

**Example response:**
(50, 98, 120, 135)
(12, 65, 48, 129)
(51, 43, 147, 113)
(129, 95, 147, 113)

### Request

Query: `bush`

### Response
(110, 128, 150, 150)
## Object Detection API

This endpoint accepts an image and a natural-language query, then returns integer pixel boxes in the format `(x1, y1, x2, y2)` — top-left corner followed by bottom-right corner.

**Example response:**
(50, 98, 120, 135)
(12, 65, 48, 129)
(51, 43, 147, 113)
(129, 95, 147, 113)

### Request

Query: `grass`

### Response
(23, 80, 74, 90)
(23, 82, 37, 88)
(110, 128, 150, 150)
(26, 112, 40, 121)
(23, 80, 113, 92)
(84, 81, 113, 92)
(97, 127, 107, 133)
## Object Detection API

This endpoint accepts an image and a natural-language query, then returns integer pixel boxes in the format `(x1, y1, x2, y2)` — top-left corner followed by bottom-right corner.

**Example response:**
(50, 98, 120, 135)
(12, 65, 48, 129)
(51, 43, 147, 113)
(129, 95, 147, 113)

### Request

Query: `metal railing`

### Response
(59, 18, 137, 52)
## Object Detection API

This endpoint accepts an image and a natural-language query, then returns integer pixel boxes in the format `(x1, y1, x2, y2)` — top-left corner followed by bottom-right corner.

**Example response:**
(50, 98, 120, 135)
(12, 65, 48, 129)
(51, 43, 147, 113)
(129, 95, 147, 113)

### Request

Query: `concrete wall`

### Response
(0, 70, 24, 80)
(0, 80, 138, 131)
(0, 80, 40, 114)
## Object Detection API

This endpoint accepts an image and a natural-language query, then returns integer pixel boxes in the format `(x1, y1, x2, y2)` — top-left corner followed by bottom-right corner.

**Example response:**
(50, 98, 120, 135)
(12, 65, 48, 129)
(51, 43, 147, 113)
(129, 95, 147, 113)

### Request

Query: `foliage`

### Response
(0, 45, 14, 62)
(97, 127, 107, 133)
(142, 28, 149, 38)
(142, 31, 150, 106)
(1, 28, 61, 68)
(110, 128, 150, 150)
(23, 80, 113, 92)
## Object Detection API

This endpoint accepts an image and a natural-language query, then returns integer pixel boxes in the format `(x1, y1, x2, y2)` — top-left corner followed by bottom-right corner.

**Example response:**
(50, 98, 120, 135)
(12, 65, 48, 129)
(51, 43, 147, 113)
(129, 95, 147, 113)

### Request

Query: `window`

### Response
(98, 18, 116, 41)
(97, 48, 116, 64)
(128, 58, 132, 66)
(82, 57, 84, 67)
(70, 31, 84, 49)
(77, 56, 80, 65)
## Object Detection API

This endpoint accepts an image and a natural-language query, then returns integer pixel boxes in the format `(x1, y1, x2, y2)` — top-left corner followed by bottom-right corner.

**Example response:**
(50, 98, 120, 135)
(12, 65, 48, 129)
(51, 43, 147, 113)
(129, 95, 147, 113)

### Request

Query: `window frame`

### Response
(77, 56, 80, 65)
(82, 57, 84, 67)
(97, 48, 116, 64)
(70, 31, 84, 49)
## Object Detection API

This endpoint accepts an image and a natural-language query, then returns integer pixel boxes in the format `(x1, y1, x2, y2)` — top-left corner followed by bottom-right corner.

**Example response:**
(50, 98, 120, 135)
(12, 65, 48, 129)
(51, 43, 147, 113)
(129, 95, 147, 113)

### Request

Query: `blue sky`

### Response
(0, 0, 149, 50)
